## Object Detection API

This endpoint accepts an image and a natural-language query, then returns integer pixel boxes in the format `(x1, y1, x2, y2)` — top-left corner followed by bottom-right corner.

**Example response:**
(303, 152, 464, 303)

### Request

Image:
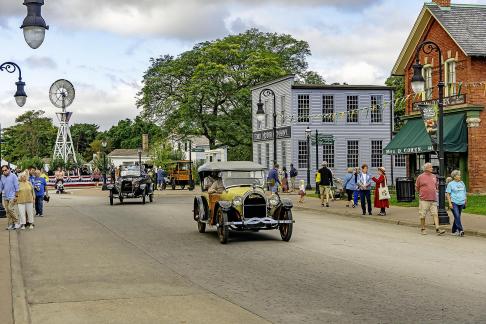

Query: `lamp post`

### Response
(305, 126, 312, 190)
(256, 88, 277, 164)
(0, 62, 27, 107)
(187, 139, 194, 190)
(21, 0, 49, 49)
(0, 124, 4, 218)
(315, 129, 320, 195)
(101, 140, 108, 190)
(137, 147, 143, 173)
(411, 40, 449, 225)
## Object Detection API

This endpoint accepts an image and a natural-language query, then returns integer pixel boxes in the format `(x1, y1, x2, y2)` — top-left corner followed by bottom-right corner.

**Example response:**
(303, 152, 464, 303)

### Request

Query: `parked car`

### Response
(193, 161, 294, 244)
(108, 165, 153, 205)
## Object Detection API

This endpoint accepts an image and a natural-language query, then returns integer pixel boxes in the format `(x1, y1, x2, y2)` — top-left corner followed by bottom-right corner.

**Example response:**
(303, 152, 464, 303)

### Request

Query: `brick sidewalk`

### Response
(279, 191, 486, 237)
(0, 219, 13, 324)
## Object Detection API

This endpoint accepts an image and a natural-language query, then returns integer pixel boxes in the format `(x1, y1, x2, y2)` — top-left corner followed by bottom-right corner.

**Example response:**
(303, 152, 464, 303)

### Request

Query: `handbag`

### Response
(378, 177, 391, 200)
(315, 172, 321, 184)
(43, 194, 50, 202)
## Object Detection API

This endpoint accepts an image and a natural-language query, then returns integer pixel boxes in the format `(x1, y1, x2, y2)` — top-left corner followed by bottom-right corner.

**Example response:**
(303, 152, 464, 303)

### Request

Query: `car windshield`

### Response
(221, 170, 265, 188)
(121, 166, 141, 177)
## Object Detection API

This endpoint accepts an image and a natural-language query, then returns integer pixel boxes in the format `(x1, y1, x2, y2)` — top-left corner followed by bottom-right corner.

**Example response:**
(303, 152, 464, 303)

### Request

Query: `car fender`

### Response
(217, 200, 232, 212)
(281, 198, 293, 210)
(194, 196, 207, 221)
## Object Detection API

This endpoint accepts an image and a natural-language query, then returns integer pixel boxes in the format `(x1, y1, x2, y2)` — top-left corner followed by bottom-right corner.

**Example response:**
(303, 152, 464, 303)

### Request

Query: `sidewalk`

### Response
(0, 218, 13, 324)
(281, 191, 486, 237)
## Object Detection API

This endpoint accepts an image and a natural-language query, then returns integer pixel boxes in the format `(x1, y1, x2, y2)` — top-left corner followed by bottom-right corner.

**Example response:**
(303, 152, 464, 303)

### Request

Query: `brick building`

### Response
(386, 0, 486, 192)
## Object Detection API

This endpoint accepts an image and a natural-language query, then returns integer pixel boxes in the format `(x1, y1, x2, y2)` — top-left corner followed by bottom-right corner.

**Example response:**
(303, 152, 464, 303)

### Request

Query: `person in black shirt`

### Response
(318, 161, 333, 207)
(289, 164, 298, 192)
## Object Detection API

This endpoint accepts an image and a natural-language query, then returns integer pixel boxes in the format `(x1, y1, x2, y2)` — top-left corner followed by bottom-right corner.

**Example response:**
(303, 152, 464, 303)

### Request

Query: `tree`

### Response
(102, 117, 164, 150)
(2, 110, 57, 163)
(297, 71, 326, 84)
(137, 29, 312, 160)
(70, 123, 99, 160)
(385, 76, 405, 131)
(150, 141, 185, 168)
(17, 156, 44, 170)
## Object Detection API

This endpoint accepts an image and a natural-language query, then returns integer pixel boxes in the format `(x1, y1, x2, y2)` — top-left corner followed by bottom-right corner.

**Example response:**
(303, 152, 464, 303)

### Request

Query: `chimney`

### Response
(142, 134, 149, 152)
(432, 0, 451, 7)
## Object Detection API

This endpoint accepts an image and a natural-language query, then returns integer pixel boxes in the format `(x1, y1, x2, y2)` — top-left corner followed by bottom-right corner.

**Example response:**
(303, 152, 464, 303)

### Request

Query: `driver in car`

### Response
(208, 172, 224, 194)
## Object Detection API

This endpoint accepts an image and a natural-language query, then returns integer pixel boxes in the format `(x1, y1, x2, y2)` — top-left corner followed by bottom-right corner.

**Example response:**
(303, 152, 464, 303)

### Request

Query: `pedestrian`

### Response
(446, 170, 467, 237)
(115, 166, 121, 180)
(415, 162, 445, 235)
(318, 161, 333, 207)
(289, 163, 298, 192)
(40, 169, 49, 183)
(372, 167, 390, 216)
(282, 167, 289, 193)
(0, 165, 20, 230)
(298, 180, 306, 204)
(267, 163, 281, 193)
(357, 164, 372, 216)
(33, 170, 48, 217)
(55, 167, 64, 193)
(28, 166, 36, 185)
(343, 167, 356, 207)
(353, 167, 359, 207)
(110, 167, 116, 185)
(17, 172, 35, 229)
(92, 168, 101, 187)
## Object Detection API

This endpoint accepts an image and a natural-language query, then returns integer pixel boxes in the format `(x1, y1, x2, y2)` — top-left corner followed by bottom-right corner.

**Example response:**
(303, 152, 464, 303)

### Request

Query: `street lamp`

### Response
(0, 62, 27, 107)
(411, 40, 449, 225)
(187, 139, 194, 190)
(305, 126, 312, 190)
(314, 129, 320, 195)
(256, 88, 277, 164)
(20, 0, 49, 49)
(101, 140, 108, 190)
(137, 147, 143, 173)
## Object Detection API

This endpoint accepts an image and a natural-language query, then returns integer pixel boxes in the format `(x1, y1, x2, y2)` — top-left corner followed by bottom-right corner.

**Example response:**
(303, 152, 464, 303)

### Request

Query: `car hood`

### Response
(221, 186, 265, 200)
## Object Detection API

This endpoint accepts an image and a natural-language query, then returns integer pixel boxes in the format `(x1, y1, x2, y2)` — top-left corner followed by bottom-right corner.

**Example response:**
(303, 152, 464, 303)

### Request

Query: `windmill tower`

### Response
(50, 79, 77, 164)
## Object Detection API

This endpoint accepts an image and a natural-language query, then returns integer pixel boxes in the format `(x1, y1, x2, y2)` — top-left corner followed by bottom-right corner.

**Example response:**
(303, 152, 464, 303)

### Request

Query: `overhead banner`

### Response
(417, 103, 438, 147)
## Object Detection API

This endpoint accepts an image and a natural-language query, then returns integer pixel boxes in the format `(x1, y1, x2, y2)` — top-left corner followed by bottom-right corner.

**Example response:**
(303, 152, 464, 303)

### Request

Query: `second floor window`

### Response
(423, 66, 433, 100)
(347, 95, 358, 123)
(445, 60, 456, 96)
(371, 95, 383, 123)
(298, 94, 310, 123)
(322, 95, 334, 123)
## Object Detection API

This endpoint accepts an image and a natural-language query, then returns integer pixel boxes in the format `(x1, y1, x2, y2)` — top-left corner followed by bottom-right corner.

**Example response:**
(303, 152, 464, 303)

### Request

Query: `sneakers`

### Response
(421, 228, 427, 235)
(326, 203, 330, 207)
(20, 225, 25, 230)
(6, 224, 15, 230)
(459, 231, 465, 237)
(451, 231, 460, 236)
(436, 228, 446, 236)
(28, 224, 34, 229)
(352, 204, 356, 208)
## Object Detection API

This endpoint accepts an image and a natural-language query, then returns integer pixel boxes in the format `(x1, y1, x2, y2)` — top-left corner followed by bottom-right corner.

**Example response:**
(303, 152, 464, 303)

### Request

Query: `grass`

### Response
(305, 190, 486, 216)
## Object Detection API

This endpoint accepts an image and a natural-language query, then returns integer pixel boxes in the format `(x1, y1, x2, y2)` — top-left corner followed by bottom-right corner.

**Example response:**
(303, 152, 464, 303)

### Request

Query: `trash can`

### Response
(396, 177, 415, 202)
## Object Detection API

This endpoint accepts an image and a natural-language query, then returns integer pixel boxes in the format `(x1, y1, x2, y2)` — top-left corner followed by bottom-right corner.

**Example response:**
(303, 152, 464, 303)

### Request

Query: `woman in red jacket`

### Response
(372, 167, 390, 216)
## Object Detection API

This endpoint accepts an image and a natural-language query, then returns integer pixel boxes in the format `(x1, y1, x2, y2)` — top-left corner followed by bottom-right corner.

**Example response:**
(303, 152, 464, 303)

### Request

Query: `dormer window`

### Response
(445, 59, 456, 96)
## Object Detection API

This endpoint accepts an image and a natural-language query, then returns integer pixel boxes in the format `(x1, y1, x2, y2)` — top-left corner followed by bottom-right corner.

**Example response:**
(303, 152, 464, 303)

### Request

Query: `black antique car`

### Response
(108, 166, 154, 205)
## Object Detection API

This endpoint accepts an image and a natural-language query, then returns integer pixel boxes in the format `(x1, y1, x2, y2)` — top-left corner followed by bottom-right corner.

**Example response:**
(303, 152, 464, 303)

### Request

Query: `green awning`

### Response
(384, 113, 467, 155)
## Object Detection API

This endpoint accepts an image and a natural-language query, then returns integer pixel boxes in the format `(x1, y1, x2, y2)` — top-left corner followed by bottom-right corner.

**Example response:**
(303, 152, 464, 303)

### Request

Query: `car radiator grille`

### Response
(121, 181, 132, 192)
(243, 194, 267, 218)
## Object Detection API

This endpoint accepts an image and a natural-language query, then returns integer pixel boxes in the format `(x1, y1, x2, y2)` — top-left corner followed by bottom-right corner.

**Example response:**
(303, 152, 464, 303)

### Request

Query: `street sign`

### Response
(192, 148, 205, 153)
(311, 134, 334, 145)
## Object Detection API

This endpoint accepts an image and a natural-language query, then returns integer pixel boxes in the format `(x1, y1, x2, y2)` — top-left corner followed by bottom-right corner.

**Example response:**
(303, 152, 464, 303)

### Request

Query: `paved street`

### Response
(12, 189, 486, 323)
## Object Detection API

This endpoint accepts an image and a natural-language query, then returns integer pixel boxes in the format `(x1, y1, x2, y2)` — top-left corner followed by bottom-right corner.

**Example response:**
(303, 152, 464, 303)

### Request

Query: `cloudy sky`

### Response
(0, 0, 483, 129)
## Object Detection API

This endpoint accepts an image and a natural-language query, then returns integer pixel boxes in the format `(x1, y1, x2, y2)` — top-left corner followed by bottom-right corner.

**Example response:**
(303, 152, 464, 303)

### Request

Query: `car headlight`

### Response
(232, 196, 243, 207)
(269, 194, 280, 206)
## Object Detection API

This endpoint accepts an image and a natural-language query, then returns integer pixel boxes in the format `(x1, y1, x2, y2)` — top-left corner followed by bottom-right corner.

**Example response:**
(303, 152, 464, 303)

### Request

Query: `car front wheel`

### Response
(279, 209, 293, 242)
(217, 209, 229, 244)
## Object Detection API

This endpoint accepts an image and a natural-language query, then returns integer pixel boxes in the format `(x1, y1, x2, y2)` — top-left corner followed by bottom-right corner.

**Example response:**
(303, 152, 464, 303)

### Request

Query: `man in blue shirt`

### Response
(0, 165, 19, 230)
(157, 168, 166, 190)
(267, 163, 281, 193)
(33, 170, 48, 217)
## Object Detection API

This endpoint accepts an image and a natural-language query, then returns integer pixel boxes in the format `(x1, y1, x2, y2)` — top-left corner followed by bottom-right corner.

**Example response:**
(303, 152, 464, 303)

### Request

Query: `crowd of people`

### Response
(1, 165, 49, 230)
(267, 160, 468, 236)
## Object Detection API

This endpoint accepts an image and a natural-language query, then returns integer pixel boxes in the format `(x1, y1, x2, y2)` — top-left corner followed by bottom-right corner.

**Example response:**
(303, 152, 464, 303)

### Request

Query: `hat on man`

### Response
(321, 161, 328, 167)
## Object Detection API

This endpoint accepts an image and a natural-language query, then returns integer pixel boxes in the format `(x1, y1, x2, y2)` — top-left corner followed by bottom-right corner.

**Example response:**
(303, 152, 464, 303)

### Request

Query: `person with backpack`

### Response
(318, 161, 333, 207)
(289, 164, 298, 192)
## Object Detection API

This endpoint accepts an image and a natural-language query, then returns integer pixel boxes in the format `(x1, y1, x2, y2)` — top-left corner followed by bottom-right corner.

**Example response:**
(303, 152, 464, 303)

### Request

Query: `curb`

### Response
(9, 231, 30, 324)
(293, 205, 486, 239)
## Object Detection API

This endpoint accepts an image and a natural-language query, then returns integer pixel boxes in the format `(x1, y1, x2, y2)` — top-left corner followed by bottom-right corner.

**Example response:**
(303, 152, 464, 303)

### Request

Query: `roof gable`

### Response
(392, 3, 486, 76)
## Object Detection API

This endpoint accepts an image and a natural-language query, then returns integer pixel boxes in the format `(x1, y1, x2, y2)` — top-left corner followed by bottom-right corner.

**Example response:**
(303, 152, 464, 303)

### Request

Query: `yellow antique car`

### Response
(193, 161, 294, 244)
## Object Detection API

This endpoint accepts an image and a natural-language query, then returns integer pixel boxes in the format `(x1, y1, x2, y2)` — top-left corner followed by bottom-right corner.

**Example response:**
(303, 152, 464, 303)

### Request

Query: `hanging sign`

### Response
(417, 103, 438, 145)
(311, 134, 334, 145)
(253, 126, 291, 142)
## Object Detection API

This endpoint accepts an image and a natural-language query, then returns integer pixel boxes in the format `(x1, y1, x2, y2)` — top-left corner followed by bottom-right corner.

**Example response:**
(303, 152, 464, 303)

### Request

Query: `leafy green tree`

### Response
(50, 158, 65, 171)
(137, 29, 312, 161)
(151, 141, 185, 167)
(101, 117, 164, 150)
(17, 156, 44, 170)
(385, 76, 405, 131)
(2, 110, 57, 163)
(70, 123, 99, 159)
(298, 71, 326, 84)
